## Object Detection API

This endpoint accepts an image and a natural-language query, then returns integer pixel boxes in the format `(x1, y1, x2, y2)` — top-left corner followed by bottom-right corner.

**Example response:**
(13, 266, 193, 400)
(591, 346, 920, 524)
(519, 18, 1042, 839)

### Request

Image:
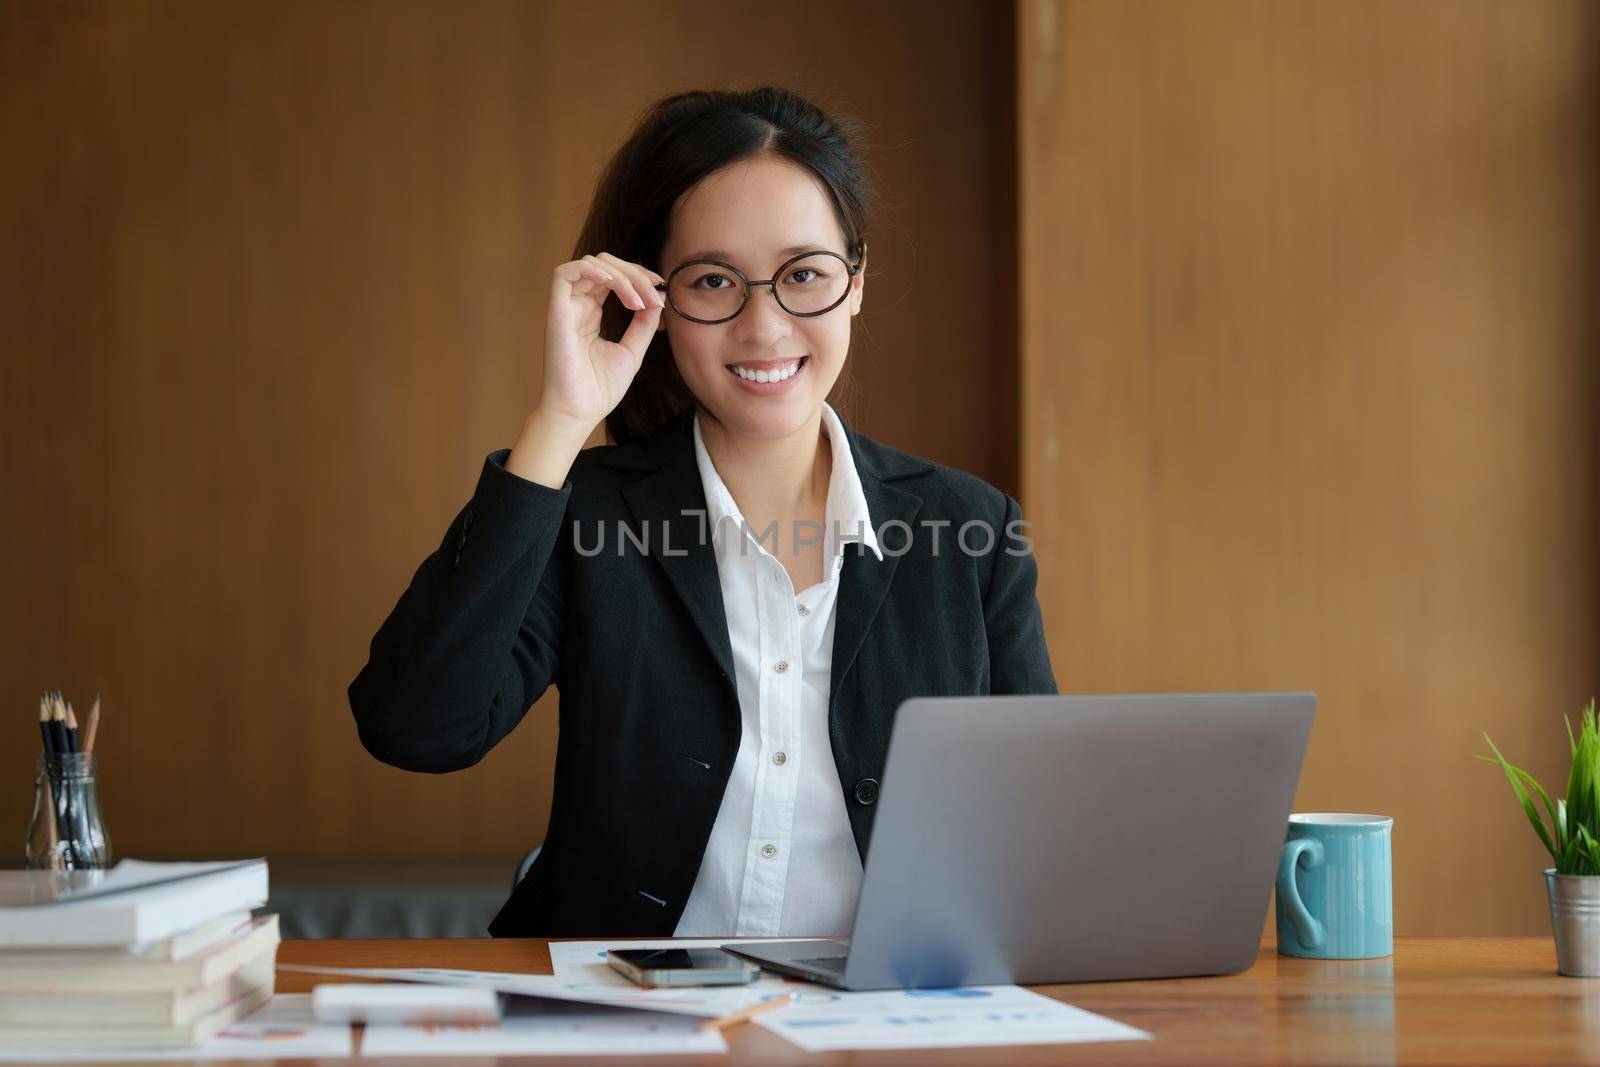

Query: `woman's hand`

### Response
(538, 252, 666, 434)
(505, 253, 666, 489)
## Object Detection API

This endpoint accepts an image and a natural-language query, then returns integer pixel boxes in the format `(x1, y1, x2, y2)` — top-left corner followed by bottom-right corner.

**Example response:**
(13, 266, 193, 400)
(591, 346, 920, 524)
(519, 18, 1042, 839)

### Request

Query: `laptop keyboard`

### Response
(793, 956, 847, 975)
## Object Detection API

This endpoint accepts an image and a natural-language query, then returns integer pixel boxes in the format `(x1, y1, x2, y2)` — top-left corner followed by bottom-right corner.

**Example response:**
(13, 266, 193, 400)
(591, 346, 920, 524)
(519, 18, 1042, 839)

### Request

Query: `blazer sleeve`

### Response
(983, 493, 1059, 695)
(347, 448, 573, 773)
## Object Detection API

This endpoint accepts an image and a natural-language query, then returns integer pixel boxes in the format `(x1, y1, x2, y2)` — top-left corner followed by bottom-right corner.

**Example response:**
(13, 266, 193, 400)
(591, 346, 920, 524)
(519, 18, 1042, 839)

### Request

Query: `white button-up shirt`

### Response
(673, 402, 883, 937)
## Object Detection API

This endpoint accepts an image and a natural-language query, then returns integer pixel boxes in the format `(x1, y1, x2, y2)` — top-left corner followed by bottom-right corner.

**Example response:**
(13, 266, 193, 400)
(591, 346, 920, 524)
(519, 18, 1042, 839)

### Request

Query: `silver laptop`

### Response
(724, 692, 1315, 990)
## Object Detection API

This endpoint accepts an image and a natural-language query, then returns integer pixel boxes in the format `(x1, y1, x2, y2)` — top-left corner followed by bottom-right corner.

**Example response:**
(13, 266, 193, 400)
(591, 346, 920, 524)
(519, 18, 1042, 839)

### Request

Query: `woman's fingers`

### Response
(582, 254, 642, 309)
(635, 261, 669, 292)
(555, 254, 667, 318)
(615, 300, 662, 363)
(554, 258, 610, 300)
(572, 255, 636, 308)
(570, 260, 613, 298)
(596, 252, 665, 311)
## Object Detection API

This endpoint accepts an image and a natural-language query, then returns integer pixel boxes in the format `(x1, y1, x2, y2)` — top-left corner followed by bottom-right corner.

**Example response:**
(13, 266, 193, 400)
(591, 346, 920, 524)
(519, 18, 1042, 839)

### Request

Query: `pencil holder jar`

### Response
(25, 752, 113, 870)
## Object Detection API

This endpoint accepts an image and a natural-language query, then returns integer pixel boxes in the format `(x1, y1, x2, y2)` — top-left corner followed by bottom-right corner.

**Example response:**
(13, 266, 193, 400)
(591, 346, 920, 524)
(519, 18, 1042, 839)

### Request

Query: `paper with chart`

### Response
(554, 940, 1152, 1051)
(754, 983, 1151, 1052)
(0, 994, 353, 1062)
(279, 947, 1153, 1052)
(360, 997, 727, 1057)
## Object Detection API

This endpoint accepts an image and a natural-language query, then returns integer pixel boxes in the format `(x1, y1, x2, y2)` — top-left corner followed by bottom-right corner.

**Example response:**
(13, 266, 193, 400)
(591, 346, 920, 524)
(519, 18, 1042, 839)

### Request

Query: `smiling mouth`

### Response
(725, 355, 808, 384)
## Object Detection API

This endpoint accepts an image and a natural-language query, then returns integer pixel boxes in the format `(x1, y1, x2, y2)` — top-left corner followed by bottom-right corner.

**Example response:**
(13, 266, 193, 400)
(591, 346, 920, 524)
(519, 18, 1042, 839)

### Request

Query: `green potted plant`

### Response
(1480, 698, 1600, 977)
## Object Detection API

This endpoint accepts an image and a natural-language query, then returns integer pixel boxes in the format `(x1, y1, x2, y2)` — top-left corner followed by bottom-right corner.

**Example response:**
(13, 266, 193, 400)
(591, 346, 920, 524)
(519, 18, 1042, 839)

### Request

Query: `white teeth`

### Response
(730, 359, 801, 384)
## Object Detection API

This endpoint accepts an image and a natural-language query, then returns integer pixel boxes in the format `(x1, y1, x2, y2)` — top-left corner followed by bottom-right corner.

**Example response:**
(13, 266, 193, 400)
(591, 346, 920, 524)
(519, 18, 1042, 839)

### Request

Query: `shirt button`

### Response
(772, 751, 788, 766)
(774, 661, 789, 673)
(761, 843, 778, 859)
(797, 605, 810, 616)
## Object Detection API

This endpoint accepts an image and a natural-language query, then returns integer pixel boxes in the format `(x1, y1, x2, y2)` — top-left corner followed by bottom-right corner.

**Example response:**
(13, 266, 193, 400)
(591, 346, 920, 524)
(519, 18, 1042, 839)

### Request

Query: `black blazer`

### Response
(347, 406, 1057, 937)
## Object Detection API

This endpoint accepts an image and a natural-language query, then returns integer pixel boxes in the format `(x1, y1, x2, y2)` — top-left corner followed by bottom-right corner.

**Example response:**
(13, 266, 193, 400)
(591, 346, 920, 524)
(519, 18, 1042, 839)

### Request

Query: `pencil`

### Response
(38, 694, 54, 761)
(64, 703, 80, 755)
(48, 693, 69, 758)
(37, 693, 64, 860)
(42, 777, 60, 860)
(63, 700, 89, 866)
(83, 693, 101, 754)
(697, 992, 796, 1033)
(49, 693, 78, 866)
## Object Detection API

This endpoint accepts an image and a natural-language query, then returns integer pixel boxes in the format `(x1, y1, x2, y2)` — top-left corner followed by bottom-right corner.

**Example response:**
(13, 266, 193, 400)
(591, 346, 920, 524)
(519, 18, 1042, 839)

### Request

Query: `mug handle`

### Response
(1277, 838, 1326, 950)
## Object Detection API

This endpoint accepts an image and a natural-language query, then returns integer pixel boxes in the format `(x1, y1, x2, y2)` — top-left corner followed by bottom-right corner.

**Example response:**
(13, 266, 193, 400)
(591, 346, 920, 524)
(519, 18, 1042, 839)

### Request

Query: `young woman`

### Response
(349, 86, 1056, 939)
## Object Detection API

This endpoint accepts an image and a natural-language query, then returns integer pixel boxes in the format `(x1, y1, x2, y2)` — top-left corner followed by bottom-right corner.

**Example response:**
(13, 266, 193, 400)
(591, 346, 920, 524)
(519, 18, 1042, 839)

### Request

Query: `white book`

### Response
(0, 914, 279, 993)
(0, 860, 267, 948)
(0, 981, 272, 1050)
(0, 910, 252, 964)
(0, 948, 274, 1026)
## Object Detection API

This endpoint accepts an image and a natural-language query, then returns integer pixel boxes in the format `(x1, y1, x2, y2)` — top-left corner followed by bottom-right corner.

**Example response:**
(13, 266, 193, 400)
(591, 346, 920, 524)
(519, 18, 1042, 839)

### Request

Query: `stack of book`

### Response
(0, 859, 277, 1050)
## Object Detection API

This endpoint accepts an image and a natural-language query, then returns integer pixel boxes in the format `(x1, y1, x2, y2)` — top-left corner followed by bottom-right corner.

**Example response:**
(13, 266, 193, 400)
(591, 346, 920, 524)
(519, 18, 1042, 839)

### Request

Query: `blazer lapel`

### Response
(611, 412, 738, 688)
(828, 418, 928, 706)
(604, 406, 932, 707)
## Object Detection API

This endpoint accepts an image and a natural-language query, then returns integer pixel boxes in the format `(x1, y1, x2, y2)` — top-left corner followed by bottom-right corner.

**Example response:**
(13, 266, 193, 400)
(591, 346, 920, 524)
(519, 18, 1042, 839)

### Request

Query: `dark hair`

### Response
(574, 87, 877, 446)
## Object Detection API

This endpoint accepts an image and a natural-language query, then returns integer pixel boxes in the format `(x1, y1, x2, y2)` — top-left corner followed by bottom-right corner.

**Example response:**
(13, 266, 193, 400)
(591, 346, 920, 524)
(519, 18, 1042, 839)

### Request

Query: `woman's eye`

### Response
(788, 268, 823, 285)
(694, 273, 733, 290)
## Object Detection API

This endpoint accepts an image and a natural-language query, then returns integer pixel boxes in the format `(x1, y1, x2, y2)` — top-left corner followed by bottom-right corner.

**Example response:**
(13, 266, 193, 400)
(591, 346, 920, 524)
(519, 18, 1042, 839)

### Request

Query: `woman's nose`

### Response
(732, 286, 792, 345)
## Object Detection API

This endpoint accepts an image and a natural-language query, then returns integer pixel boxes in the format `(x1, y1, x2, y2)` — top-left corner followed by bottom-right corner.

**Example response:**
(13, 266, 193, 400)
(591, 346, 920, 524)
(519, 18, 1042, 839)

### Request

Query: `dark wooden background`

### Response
(3, 0, 1595, 934)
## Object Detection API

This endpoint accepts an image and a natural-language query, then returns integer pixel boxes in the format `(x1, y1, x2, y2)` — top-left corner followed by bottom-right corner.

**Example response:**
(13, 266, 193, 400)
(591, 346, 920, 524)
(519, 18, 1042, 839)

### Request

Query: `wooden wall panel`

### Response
(0, 1, 1015, 859)
(1019, 0, 1599, 933)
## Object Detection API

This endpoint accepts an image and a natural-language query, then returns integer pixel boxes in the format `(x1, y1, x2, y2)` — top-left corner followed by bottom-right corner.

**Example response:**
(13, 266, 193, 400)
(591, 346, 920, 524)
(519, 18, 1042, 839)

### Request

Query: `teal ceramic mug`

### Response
(1276, 813, 1393, 959)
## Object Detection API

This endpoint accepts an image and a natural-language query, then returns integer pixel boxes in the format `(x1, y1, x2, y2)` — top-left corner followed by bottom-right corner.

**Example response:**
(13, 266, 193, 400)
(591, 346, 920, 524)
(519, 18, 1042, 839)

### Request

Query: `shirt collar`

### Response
(819, 402, 882, 561)
(691, 402, 883, 563)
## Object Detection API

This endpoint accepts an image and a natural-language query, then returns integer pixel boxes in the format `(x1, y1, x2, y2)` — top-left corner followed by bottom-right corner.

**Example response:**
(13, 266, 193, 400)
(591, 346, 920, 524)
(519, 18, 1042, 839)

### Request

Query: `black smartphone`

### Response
(605, 947, 761, 986)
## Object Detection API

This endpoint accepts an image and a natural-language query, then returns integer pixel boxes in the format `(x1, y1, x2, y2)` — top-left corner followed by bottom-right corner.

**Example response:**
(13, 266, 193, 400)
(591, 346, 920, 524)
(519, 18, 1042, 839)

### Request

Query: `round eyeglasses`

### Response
(653, 247, 865, 325)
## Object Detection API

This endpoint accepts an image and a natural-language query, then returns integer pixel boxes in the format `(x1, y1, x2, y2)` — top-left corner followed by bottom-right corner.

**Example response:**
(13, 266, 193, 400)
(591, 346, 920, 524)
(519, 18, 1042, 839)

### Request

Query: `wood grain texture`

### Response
(275, 936, 1600, 1065)
(1019, 0, 1600, 934)
(0, 2, 1015, 858)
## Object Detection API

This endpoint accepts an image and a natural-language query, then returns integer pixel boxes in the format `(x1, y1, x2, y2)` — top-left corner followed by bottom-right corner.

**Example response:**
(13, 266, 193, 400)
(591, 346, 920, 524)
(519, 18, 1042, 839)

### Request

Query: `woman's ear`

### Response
(848, 247, 867, 316)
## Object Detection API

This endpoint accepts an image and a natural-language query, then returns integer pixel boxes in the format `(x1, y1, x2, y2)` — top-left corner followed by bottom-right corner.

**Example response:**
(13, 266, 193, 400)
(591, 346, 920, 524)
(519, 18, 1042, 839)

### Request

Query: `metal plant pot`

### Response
(1545, 868, 1600, 977)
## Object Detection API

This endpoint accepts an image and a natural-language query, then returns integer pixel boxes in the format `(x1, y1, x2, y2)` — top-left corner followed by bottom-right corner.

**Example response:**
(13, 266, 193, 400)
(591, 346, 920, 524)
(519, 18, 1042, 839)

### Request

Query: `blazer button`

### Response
(854, 778, 879, 805)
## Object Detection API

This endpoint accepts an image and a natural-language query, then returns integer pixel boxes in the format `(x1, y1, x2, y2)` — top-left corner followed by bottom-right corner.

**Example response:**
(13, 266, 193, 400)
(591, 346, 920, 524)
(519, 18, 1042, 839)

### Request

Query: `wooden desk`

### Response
(274, 937, 1599, 1065)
